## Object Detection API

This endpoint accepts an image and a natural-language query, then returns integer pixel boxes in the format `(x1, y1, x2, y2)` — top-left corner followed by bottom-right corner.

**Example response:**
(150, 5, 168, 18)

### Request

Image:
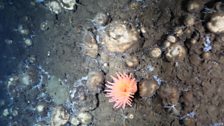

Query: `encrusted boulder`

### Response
(101, 21, 141, 53)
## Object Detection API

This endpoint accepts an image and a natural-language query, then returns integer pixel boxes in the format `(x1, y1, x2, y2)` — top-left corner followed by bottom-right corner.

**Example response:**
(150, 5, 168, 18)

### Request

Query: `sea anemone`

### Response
(105, 72, 137, 109)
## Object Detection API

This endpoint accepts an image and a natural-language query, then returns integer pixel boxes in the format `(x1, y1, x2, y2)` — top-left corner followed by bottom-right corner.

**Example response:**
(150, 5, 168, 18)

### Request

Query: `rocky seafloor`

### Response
(0, 0, 224, 126)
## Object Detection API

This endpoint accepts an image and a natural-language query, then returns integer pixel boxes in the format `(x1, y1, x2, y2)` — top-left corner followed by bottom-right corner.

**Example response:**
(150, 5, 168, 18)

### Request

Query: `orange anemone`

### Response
(105, 72, 137, 109)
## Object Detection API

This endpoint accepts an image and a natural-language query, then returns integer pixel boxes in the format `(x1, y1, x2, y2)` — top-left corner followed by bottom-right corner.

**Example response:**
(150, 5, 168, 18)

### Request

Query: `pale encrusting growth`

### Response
(105, 73, 137, 109)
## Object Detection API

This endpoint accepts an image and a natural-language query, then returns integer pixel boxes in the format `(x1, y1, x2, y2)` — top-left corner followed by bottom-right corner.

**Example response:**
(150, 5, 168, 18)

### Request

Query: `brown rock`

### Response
(86, 71, 104, 93)
(158, 85, 179, 105)
(165, 44, 186, 62)
(183, 118, 196, 126)
(51, 106, 69, 126)
(189, 54, 201, 65)
(139, 79, 159, 97)
(187, 0, 203, 13)
(102, 21, 140, 53)
(82, 30, 98, 58)
(125, 56, 139, 68)
(182, 91, 193, 107)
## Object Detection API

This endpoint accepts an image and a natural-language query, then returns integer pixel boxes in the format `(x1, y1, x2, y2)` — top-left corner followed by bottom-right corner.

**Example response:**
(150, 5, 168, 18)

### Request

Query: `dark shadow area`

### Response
(0, 0, 46, 125)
